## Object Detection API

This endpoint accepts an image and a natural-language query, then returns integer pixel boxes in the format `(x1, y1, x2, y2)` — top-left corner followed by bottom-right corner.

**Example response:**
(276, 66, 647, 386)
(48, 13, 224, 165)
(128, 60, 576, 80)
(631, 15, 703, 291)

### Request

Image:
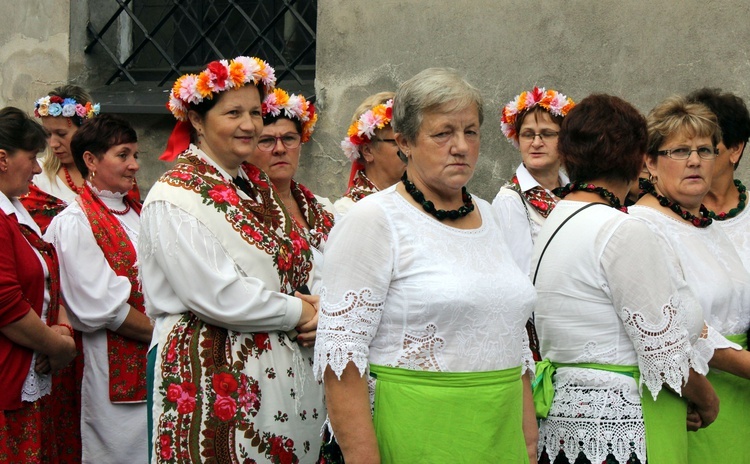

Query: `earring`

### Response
(90, 170, 96, 181)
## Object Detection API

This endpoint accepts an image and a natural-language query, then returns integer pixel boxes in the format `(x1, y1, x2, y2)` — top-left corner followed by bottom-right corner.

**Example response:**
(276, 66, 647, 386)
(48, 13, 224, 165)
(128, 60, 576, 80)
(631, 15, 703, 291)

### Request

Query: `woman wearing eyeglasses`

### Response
(334, 92, 406, 217)
(249, 88, 334, 297)
(630, 96, 750, 463)
(492, 87, 575, 277)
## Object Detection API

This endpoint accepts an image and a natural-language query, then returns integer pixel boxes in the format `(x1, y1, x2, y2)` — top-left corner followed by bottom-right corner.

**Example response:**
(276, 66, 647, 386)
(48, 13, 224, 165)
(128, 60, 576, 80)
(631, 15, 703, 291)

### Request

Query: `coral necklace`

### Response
(62, 165, 83, 194)
(641, 179, 712, 228)
(401, 172, 474, 221)
(553, 181, 627, 213)
(708, 179, 747, 220)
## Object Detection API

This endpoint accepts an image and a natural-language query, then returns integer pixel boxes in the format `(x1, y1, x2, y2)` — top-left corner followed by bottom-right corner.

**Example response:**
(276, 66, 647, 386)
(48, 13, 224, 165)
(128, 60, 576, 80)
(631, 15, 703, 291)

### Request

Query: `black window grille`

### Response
(85, 0, 316, 94)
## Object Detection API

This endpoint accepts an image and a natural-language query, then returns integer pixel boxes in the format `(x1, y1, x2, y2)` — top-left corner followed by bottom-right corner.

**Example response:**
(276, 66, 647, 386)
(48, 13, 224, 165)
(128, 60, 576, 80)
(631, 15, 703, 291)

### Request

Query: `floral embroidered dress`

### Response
(45, 184, 147, 463)
(630, 205, 750, 464)
(532, 201, 709, 464)
(332, 169, 379, 217)
(139, 146, 326, 464)
(314, 187, 536, 461)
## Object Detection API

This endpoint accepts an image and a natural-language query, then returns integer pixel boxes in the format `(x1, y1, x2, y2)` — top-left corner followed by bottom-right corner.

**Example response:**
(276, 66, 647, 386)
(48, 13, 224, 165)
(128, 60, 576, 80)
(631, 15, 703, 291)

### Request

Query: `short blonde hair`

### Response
(646, 95, 721, 162)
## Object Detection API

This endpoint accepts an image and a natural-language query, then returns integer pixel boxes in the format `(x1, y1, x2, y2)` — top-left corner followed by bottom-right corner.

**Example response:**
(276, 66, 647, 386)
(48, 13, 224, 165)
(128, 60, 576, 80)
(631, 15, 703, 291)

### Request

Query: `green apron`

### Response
(688, 334, 750, 464)
(533, 360, 688, 464)
(369, 364, 528, 463)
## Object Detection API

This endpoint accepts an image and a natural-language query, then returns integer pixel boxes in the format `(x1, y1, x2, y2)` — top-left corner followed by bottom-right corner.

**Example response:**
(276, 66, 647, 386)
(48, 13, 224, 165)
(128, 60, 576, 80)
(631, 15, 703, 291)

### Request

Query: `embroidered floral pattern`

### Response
(342, 170, 380, 204)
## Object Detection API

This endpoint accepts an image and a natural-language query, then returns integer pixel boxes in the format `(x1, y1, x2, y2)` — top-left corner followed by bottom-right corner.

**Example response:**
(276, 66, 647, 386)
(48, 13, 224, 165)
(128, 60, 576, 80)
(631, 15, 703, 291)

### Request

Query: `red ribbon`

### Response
(160, 120, 193, 161)
(347, 160, 366, 188)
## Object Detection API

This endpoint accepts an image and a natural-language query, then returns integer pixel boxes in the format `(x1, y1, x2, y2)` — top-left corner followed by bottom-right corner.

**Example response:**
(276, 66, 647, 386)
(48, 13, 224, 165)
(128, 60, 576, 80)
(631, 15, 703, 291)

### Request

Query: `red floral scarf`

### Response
(77, 185, 147, 402)
(16, 221, 61, 326)
(342, 169, 379, 204)
(19, 184, 66, 233)
(509, 174, 559, 218)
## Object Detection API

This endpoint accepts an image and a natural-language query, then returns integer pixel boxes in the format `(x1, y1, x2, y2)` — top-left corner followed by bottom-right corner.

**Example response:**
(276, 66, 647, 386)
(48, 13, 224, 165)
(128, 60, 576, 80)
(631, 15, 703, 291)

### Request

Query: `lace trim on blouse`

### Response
(313, 287, 385, 380)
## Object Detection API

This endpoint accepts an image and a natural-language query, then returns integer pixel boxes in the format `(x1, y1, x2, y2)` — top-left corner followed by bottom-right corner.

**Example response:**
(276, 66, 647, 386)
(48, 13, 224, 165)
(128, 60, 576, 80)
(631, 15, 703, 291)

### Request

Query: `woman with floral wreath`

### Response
(141, 57, 325, 463)
(532, 94, 719, 464)
(334, 92, 406, 217)
(631, 95, 750, 463)
(250, 87, 334, 295)
(0, 106, 77, 463)
(492, 86, 575, 276)
(492, 87, 574, 362)
(45, 114, 150, 462)
(315, 68, 538, 463)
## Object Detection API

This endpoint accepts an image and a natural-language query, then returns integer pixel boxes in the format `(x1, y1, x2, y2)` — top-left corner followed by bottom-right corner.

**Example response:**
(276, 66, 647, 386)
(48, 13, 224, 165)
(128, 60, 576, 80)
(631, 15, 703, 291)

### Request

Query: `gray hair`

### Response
(392, 68, 484, 143)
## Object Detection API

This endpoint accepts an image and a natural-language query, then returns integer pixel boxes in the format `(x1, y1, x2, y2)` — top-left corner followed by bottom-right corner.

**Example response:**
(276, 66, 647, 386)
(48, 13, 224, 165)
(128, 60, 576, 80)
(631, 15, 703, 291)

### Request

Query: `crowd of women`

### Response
(1, 55, 749, 464)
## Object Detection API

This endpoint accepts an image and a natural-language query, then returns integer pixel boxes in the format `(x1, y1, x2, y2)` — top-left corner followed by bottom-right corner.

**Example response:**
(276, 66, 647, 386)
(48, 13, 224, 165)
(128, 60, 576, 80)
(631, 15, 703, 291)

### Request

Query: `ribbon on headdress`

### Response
(160, 120, 193, 161)
(348, 160, 366, 188)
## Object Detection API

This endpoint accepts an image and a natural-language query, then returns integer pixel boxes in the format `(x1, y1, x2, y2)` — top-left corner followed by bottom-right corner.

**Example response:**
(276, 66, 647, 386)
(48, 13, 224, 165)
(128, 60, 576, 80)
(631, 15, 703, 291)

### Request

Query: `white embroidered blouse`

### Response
(313, 186, 536, 381)
(532, 201, 706, 462)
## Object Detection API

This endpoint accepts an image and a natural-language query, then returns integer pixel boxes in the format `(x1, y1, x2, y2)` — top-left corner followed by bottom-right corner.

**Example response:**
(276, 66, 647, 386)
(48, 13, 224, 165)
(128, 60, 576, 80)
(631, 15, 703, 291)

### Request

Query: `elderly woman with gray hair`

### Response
(314, 68, 538, 463)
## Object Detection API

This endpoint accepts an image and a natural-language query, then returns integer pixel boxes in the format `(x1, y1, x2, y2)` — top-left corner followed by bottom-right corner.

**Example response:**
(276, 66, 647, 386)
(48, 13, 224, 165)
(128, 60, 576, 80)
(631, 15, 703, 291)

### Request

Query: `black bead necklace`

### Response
(708, 179, 747, 220)
(552, 181, 627, 213)
(641, 179, 712, 228)
(401, 172, 474, 221)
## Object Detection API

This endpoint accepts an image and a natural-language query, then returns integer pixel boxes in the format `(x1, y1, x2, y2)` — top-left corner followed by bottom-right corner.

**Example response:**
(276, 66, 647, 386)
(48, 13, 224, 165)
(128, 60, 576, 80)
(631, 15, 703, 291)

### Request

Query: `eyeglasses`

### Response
(256, 133, 302, 151)
(519, 130, 559, 143)
(657, 146, 718, 160)
(374, 137, 398, 146)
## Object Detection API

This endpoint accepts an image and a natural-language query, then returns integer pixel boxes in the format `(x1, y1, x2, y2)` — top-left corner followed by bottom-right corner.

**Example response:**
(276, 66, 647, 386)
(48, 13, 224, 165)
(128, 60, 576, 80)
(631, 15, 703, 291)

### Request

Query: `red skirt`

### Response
(0, 394, 58, 463)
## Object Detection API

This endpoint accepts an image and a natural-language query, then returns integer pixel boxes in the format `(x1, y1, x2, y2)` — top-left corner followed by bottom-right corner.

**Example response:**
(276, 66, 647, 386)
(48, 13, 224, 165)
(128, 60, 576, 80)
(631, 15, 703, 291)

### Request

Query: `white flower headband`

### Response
(34, 96, 100, 120)
(341, 99, 394, 161)
(500, 87, 575, 148)
(168, 56, 277, 121)
(262, 88, 318, 142)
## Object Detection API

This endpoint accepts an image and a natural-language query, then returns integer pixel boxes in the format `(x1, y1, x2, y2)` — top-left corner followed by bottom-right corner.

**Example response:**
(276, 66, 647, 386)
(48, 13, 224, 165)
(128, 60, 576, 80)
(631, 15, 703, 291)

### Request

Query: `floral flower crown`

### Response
(262, 88, 317, 142)
(34, 95, 100, 120)
(341, 99, 394, 161)
(168, 56, 276, 121)
(500, 87, 575, 148)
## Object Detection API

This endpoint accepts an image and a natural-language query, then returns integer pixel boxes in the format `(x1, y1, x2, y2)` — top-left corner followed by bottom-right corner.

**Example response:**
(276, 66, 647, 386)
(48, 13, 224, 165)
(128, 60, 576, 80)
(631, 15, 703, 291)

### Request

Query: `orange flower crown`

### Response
(167, 56, 276, 121)
(500, 87, 575, 148)
(261, 88, 317, 143)
(341, 99, 394, 161)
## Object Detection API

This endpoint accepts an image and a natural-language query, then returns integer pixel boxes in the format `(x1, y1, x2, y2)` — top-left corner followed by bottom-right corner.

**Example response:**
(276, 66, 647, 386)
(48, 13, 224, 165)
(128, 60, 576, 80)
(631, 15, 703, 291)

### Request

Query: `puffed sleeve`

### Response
(313, 199, 395, 380)
(492, 187, 534, 276)
(138, 201, 301, 332)
(45, 208, 131, 332)
(601, 217, 703, 399)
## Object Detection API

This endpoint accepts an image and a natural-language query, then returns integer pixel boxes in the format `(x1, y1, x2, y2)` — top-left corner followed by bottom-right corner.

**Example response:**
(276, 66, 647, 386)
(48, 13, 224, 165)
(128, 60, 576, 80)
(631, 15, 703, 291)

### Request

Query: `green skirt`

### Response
(370, 364, 528, 463)
(688, 334, 750, 464)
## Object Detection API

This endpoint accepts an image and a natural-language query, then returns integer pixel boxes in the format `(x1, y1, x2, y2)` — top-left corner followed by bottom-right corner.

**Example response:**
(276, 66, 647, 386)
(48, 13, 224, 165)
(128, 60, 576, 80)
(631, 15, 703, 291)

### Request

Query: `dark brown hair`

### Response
(71, 114, 137, 177)
(559, 94, 647, 184)
(0, 107, 47, 154)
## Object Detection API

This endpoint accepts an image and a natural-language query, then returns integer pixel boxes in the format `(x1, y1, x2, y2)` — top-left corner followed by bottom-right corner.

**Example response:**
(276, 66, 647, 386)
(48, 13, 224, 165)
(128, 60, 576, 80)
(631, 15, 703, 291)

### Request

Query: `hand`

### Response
(693, 392, 719, 429)
(295, 292, 320, 348)
(48, 333, 77, 374)
(295, 292, 318, 326)
(50, 324, 70, 337)
(35, 354, 51, 375)
(686, 404, 702, 431)
(297, 311, 319, 348)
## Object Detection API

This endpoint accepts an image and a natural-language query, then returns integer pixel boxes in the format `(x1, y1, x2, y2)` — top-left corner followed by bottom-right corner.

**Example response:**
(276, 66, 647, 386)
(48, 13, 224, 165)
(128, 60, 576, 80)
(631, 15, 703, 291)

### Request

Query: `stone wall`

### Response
(0, 1, 70, 112)
(308, 0, 750, 201)
(3, 1, 750, 202)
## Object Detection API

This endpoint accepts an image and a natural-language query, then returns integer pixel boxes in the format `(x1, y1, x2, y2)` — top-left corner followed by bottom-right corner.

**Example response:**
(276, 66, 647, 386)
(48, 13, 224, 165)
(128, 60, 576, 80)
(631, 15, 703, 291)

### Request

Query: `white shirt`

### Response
(32, 165, 78, 204)
(713, 203, 750, 273)
(492, 163, 569, 275)
(630, 205, 750, 336)
(532, 201, 705, 462)
(314, 186, 537, 381)
(45, 185, 146, 463)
